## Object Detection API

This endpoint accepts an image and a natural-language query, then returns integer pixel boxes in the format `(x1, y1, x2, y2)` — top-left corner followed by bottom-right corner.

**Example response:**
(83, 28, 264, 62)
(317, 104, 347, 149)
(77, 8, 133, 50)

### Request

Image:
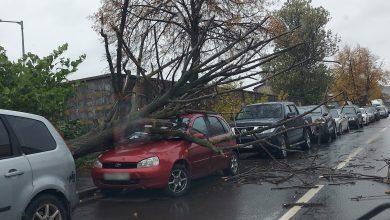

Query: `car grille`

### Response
(101, 179, 140, 185)
(103, 162, 138, 169)
(234, 126, 266, 135)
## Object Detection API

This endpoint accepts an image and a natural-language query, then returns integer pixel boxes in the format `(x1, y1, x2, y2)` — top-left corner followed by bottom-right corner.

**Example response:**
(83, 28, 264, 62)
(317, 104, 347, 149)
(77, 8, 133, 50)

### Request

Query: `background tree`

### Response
(264, 0, 339, 104)
(331, 45, 389, 105)
(0, 44, 86, 138)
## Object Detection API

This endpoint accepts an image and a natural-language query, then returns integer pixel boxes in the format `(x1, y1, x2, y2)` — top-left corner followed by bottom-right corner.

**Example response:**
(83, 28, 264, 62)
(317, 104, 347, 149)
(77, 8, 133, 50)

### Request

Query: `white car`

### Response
(359, 108, 370, 125)
(329, 109, 349, 135)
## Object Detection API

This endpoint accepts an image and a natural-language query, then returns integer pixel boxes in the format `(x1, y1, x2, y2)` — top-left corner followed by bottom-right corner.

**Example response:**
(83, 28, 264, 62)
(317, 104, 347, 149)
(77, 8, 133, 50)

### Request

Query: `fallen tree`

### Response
(70, 0, 334, 158)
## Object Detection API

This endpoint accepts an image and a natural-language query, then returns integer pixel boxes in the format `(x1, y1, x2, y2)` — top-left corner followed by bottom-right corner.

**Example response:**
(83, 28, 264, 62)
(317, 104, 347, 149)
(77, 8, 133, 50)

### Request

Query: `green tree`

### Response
(265, 0, 339, 104)
(0, 44, 85, 124)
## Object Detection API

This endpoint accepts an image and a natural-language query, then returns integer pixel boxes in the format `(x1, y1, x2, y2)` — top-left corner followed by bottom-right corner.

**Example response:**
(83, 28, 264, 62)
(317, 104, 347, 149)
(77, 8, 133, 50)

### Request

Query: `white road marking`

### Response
(335, 147, 363, 170)
(279, 185, 324, 220)
(279, 125, 390, 220)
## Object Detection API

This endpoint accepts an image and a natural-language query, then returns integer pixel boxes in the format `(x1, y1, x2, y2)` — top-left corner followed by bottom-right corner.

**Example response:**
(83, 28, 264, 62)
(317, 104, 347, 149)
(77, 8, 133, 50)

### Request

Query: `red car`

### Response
(91, 113, 239, 197)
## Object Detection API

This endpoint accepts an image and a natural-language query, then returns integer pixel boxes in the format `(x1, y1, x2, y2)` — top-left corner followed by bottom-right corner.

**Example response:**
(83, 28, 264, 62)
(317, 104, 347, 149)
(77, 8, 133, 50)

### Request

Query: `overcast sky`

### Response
(0, 0, 389, 80)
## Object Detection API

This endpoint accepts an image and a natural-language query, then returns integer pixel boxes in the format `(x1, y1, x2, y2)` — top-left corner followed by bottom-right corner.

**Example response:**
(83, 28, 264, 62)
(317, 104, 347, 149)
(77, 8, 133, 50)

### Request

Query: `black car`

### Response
(365, 106, 380, 121)
(231, 102, 311, 158)
(298, 105, 337, 142)
(341, 105, 363, 129)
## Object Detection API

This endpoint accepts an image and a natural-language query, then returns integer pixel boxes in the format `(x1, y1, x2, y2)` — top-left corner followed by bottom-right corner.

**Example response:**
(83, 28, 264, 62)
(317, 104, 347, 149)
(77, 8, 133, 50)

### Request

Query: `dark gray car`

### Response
(341, 105, 364, 129)
(0, 109, 77, 220)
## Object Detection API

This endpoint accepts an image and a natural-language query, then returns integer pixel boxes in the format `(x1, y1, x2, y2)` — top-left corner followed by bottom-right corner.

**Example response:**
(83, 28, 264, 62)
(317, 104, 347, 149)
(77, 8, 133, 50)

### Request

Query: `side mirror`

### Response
(323, 112, 328, 117)
(357, 110, 361, 114)
(286, 112, 296, 118)
(193, 132, 206, 139)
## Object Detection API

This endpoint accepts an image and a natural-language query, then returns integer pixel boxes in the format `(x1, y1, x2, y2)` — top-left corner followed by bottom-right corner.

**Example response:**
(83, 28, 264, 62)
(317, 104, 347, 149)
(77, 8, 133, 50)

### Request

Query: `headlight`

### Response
(94, 160, 102, 168)
(137, 156, 159, 168)
(261, 128, 276, 134)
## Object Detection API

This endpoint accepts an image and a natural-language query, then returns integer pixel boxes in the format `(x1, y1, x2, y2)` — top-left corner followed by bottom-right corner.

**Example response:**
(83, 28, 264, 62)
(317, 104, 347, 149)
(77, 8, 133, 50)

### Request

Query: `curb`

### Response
(77, 187, 99, 200)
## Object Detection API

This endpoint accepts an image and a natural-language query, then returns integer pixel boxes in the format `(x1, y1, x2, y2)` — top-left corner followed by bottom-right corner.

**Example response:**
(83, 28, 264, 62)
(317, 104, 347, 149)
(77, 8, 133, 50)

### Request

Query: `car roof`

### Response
(0, 109, 46, 121)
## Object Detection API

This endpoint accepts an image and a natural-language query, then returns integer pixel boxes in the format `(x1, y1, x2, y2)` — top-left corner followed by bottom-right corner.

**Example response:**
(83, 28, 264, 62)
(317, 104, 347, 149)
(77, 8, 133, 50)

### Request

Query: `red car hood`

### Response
(99, 139, 186, 163)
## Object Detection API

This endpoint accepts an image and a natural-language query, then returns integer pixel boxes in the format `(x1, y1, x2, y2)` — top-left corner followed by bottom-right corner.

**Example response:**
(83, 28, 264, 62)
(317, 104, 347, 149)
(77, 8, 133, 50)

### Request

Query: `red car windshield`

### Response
(125, 117, 191, 141)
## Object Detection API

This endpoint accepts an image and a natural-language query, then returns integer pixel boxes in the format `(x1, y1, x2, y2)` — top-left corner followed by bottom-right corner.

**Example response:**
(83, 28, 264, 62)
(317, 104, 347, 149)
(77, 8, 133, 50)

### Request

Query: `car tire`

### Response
(301, 129, 311, 150)
(338, 124, 342, 135)
(23, 194, 68, 220)
(331, 124, 337, 140)
(165, 164, 190, 197)
(320, 128, 331, 143)
(223, 151, 239, 176)
(275, 135, 288, 159)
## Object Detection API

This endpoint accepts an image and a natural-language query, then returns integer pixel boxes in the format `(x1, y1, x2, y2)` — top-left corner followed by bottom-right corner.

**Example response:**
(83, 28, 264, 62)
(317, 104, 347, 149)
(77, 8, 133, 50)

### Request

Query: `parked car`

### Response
(92, 113, 239, 197)
(341, 105, 363, 129)
(297, 107, 316, 138)
(329, 109, 349, 134)
(298, 105, 337, 142)
(367, 106, 381, 121)
(231, 102, 311, 158)
(0, 109, 77, 220)
(359, 108, 370, 125)
(376, 106, 389, 118)
(364, 107, 376, 123)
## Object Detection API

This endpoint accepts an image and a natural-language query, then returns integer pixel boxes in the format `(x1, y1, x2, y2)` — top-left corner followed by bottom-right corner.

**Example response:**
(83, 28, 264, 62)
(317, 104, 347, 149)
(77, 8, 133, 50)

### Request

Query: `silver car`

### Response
(0, 109, 77, 220)
(329, 109, 349, 134)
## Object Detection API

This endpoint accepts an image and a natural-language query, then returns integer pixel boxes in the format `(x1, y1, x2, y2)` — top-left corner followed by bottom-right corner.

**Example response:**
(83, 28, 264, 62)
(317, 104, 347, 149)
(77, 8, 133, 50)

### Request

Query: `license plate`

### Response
(244, 145, 253, 149)
(103, 173, 130, 181)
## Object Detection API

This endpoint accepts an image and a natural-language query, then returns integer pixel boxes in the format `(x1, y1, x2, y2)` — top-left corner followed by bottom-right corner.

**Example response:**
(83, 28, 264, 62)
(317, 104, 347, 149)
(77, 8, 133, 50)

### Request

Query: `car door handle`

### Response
(5, 169, 24, 178)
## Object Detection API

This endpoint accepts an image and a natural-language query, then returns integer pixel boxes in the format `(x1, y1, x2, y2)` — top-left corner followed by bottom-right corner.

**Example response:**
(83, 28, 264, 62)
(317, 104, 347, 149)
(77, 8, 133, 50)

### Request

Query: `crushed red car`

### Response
(91, 113, 239, 197)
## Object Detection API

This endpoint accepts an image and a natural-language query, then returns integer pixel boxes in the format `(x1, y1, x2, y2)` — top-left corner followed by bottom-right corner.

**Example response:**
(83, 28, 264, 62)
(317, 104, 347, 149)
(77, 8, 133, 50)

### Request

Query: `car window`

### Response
(218, 117, 230, 133)
(329, 110, 339, 118)
(287, 105, 298, 115)
(0, 119, 12, 159)
(191, 117, 208, 135)
(341, 107, 356, 115)
(5, 115, 56, 154)
(236, 104, 283, 119)
(207, 116, 226, 136)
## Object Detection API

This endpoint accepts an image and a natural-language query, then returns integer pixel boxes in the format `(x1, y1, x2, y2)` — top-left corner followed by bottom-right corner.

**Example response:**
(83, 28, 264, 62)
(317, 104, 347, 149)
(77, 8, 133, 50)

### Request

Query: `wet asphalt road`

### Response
(73, 118, 390, 220)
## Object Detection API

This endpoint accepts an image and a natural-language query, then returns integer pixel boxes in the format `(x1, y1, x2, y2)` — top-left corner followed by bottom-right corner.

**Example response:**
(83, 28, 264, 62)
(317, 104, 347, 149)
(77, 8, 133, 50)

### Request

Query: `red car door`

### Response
(207, 116, 235, 172)
(187, 116, 213, 179)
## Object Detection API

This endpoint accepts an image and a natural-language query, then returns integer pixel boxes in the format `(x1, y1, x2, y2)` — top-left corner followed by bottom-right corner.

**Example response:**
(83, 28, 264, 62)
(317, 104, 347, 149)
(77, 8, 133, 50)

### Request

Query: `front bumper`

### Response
(91, 165, 170, 190)
(236, 133, 280, 152)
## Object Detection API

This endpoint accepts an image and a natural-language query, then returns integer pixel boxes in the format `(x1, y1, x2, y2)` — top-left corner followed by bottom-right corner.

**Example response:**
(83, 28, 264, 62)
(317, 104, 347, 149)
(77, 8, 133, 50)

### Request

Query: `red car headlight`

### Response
(137, 156, 160, 168)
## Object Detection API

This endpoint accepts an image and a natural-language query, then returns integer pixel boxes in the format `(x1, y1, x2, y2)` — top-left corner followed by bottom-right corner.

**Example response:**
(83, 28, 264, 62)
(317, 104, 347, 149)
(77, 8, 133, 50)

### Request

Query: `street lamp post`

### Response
(0, 19, 25, 57)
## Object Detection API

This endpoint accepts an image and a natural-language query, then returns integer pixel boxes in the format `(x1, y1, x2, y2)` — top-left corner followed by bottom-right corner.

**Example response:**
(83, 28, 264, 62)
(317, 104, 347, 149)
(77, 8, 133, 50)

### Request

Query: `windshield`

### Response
(365, 108, 373, 113)
(236, 104, 283, 120)
(329, 110, 339, 118)
(126, 117, 190, 141)
(298, 106, 322, 115)
(341, 107, 356, 115)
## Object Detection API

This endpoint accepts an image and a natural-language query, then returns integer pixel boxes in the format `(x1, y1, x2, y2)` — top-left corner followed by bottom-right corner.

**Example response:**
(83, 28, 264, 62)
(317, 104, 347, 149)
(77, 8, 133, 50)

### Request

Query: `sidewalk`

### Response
(76, 169, 98, 200)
